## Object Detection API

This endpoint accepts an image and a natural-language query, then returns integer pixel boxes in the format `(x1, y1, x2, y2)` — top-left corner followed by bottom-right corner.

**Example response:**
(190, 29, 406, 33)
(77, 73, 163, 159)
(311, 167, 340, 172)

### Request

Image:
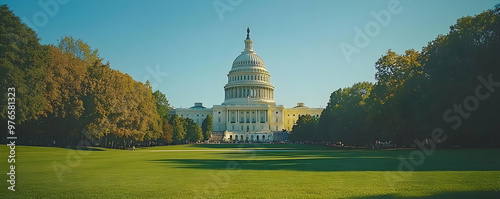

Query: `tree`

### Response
(0, 4, 48, 124)
(185, 118, 203, 142)
(57, 36, 101, 65)
(289, 114, 318, 142)
(368, 49, 427, 146)
(153, 90, 170, 119)
(201, 115, 213, 140)
(161, 118, 173, 144)
(171, 115, 186, 143)
(420, 4, 500, 147)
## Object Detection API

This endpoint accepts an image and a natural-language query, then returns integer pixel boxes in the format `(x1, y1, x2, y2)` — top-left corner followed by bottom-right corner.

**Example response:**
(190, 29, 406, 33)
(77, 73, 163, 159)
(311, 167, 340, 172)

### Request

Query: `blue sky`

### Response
(4, 0, 499, 108)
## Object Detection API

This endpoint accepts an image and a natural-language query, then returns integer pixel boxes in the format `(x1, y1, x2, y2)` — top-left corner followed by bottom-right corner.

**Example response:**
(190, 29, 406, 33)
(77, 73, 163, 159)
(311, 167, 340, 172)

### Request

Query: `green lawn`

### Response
(1, 144, 499, 198)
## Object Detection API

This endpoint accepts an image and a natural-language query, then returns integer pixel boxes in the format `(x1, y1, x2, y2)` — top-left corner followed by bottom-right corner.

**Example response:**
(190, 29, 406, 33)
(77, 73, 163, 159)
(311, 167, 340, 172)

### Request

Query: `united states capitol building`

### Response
(170, 28, 322, 142)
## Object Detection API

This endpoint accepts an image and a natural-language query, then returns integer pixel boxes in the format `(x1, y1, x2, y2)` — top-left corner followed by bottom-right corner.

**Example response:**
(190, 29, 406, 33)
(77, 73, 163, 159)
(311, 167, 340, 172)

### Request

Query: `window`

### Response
(218, 112, 221, 114)
(276, 117, 278, 122)
(218, 117, 221, 122)
(276, 111, 278, 114)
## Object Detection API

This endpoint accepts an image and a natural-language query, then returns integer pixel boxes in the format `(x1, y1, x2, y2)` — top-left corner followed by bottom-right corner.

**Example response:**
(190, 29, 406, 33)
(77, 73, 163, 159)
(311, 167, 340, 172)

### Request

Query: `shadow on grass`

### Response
(58, 146, 106, 151)
(151, 149, 500, 171)
(352, 190, 500, 199)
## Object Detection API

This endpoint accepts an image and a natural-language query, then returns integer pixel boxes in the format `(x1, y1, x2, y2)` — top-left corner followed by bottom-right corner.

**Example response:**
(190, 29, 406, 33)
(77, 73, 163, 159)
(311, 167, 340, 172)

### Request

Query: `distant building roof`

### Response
(190, 102, 207, 109)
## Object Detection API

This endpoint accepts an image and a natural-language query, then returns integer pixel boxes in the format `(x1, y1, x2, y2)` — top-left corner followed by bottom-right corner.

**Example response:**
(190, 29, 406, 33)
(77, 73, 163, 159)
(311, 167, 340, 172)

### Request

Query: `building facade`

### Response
(170, 28, 322, 142)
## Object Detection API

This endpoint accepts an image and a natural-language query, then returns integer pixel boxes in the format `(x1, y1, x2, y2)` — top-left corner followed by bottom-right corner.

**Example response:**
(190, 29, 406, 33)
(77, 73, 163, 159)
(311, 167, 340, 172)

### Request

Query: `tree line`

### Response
(290, 5, 500, 148)
(0, 5, 212, 148)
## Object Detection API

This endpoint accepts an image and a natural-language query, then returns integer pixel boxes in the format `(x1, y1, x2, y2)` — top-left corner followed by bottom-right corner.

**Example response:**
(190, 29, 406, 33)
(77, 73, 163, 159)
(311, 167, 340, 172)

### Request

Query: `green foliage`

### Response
(171, 115, 186, 143)
(0, 5, 167, 147)
(297, 5, 500, 148)
(289, 114, 319, 141)
(201, 114, 213, 140)
(185, 118, 203, 142)
(153, 90, 170, 119)
(316, 82, 373, 145)
(57, 36, 101, 65)
(0, 4, 48, 124)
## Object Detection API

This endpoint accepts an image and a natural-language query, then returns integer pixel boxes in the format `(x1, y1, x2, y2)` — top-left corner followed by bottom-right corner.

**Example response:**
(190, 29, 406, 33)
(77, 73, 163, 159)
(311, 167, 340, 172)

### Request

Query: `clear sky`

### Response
(4, 0, 499, 109)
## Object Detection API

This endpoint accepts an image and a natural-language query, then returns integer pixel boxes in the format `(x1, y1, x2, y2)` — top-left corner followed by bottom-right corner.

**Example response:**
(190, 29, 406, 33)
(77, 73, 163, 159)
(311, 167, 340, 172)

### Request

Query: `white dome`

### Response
(232, 52, 265, 69)
(222, 28, 275, 105)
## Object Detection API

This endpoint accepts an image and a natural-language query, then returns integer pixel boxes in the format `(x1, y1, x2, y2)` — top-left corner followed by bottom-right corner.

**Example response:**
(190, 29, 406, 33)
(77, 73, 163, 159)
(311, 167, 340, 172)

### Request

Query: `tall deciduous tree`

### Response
(153, 90, 170, 119)
(186, 118, 203, 142)
(171, 115, 186, 143)
(161, 118, 173, 144)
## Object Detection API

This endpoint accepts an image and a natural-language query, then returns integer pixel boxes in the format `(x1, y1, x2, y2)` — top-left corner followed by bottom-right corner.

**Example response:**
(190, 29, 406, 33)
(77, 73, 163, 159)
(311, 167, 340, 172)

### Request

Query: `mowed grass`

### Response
(1, 144, 499, 198)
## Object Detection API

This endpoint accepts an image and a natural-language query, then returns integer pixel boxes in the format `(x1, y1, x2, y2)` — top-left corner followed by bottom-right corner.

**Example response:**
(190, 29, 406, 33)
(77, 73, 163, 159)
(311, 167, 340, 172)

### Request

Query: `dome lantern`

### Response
(244, 27, 253, 52)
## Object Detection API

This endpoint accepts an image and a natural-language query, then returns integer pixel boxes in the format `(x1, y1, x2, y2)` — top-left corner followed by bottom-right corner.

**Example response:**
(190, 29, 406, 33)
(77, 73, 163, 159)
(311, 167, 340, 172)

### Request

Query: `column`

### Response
(265, 110, 268, 123)
(257, 110, 259, 123)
